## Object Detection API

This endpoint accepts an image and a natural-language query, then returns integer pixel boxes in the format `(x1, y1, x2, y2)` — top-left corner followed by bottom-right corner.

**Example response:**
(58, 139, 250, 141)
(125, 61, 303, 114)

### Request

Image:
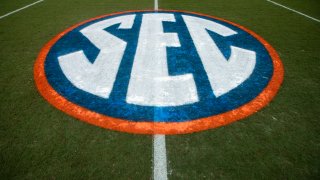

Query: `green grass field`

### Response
(1, 0, 319, 179)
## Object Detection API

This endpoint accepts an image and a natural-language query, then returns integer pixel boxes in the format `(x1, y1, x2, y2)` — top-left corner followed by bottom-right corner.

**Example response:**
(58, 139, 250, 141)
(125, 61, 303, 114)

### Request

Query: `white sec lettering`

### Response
(126, 13, 199, 106)
(183, 15, 256, 97)
(58, 15, 135, 98)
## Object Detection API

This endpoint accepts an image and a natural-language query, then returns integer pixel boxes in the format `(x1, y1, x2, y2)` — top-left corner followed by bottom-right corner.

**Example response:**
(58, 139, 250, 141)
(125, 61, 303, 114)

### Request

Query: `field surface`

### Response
(0, 0, 319, 179)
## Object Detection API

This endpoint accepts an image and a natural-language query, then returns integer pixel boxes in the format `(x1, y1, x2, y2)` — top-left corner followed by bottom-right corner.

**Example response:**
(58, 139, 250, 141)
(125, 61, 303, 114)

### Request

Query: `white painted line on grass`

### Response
(266, 0, 320, 23)
(154, 0, 159, 11)
(153, 0, 167, 179)
(153, 135, 168, 180)
(0, 0, 44, 20)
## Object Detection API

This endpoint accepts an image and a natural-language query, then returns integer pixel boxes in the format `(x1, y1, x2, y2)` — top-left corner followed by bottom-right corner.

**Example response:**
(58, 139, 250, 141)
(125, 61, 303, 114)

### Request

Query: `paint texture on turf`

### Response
(34, 10, 284, 134)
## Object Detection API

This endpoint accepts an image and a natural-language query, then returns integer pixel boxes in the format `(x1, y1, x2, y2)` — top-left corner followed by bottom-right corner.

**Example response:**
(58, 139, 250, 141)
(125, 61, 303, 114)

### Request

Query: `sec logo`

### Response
(34, 10, 284, 134)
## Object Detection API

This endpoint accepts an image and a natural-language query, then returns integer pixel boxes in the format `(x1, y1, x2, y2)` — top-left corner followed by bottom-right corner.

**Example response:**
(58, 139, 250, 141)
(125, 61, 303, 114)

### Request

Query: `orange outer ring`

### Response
(34, 10, 284, 135)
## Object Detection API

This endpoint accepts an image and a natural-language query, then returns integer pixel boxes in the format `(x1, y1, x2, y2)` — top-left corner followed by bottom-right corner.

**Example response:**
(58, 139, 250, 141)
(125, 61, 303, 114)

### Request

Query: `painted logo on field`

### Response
(34, 10, 284, 134)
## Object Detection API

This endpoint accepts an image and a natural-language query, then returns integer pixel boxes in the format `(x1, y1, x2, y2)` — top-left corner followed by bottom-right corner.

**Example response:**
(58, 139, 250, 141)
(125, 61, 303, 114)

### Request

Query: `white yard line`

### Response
(152, 0, 168, 176)
(154, 0, 159, 11)
(0, 0, 44, 20)
(153, 135, 168, 180)
(266, 0, 320, 23)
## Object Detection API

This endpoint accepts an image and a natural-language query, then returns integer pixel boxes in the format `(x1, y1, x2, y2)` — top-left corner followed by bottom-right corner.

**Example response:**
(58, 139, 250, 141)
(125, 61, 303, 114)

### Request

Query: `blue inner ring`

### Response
(45, 11, 273, 122)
